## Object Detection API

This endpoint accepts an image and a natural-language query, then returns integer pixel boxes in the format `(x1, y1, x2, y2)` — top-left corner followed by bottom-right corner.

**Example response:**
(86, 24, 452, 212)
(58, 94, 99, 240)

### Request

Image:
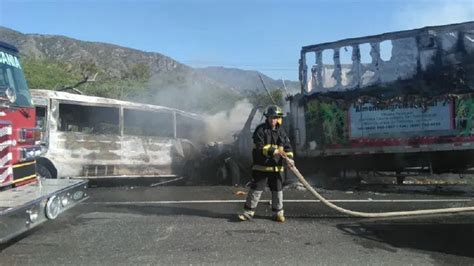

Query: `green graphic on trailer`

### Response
(305, 100, 348, 147)
(455, 97, 474, 136)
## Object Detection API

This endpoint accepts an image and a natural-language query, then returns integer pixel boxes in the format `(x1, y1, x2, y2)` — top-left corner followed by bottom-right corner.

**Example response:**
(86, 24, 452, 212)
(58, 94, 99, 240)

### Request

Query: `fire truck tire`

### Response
(36, 163, 54, 179)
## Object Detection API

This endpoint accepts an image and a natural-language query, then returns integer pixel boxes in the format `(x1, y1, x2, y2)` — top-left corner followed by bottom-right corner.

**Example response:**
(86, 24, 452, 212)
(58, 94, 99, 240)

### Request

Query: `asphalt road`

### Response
(1, 185, 474, 265)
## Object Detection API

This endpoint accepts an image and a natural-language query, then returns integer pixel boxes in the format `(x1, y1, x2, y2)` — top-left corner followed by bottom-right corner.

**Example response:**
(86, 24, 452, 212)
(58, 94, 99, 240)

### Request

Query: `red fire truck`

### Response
(0, 41, 87, 243)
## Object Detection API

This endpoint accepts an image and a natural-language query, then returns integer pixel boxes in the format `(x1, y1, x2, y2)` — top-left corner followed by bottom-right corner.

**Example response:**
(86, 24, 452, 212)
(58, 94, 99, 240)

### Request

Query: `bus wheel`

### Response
(36, 163, 54, 179)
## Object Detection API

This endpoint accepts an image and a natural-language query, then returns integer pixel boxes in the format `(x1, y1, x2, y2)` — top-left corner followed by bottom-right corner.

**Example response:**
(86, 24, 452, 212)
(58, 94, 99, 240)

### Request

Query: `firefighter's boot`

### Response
(238, 189, 262, 221)
(238, 210, 255, 221)
(273, 210, 285, 223)
(272, 190, 285, 222)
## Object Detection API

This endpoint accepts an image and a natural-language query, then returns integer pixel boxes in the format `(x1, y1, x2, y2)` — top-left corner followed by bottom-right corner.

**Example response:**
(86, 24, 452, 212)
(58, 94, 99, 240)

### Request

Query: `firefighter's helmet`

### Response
(264, 105, 283, 118)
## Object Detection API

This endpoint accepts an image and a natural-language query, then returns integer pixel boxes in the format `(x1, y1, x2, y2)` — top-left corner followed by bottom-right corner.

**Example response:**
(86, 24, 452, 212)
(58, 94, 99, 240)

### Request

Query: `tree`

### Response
(126, 63, 150, 81)
(58, 59, 100, 93)
(22, 57, 80, 90)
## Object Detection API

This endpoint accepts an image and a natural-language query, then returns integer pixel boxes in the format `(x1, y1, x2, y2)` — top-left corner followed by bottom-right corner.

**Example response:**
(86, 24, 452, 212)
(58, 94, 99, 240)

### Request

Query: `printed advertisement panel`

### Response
(349, 101, 453, 138)
(455, 98, 474, 135)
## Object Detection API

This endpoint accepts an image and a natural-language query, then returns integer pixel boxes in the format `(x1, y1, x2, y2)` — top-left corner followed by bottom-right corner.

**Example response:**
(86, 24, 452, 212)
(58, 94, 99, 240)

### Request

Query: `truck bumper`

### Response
(0, 178, 88, 244)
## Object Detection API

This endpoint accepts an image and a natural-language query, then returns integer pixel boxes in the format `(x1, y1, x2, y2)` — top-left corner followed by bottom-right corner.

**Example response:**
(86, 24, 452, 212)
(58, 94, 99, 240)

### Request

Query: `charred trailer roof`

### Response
(299, 21, 474, 96)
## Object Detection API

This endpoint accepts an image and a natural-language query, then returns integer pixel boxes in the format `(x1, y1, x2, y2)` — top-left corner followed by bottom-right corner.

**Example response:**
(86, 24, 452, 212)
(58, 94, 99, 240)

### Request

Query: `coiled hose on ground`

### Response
(283, 155, 474, 218)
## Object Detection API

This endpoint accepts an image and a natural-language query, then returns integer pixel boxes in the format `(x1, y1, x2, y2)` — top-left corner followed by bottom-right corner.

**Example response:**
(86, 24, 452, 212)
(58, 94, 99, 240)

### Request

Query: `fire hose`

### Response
(281, 155, 474, 218)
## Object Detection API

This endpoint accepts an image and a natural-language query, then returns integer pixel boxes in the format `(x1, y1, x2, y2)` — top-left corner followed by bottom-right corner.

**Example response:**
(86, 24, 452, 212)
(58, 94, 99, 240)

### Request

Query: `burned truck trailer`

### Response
(289, 21, 474, 177)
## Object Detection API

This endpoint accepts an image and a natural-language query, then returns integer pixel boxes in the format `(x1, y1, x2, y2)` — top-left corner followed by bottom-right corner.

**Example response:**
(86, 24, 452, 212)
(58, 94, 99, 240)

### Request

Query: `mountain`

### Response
(0, 26, 188, 77)
(196, 66, 299, 94)
(0, 26, 300, 112)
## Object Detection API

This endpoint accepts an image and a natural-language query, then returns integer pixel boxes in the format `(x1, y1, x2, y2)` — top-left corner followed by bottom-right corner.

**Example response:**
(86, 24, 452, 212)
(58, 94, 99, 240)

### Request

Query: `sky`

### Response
(0, 0, 473, 81)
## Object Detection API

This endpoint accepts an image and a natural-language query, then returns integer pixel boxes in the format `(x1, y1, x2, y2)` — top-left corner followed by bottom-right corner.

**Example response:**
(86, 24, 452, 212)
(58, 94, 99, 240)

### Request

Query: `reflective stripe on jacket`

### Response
(252, 122, 293, 173)
(252, 165, 285, 172)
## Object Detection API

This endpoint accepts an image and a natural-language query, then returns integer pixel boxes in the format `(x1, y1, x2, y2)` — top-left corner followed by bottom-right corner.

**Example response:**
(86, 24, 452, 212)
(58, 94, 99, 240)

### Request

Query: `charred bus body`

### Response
(289, 22, 474, 181)
(31, 89, 206, 180)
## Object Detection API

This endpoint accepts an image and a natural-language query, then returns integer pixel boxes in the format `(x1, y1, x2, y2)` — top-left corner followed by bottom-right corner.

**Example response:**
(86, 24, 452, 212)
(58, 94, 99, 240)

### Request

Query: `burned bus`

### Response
(30, 89, 206, 180)
(288, 21, 474, 181)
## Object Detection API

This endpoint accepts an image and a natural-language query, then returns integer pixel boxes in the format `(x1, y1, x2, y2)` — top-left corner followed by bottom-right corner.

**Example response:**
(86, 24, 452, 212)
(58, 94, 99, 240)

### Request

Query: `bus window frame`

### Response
(122, 107, 177, 139)
(57, 100, 121, 136)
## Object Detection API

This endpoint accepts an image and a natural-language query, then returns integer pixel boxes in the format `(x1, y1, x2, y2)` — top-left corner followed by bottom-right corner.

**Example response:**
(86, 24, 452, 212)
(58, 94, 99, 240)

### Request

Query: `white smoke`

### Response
(393, 1, 474, 29)
(204, 99, 263, 142)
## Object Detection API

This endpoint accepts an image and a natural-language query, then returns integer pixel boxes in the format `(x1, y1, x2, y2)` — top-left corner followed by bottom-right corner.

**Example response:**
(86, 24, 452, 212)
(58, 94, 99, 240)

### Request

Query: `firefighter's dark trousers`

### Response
(243, 170, 283, 212)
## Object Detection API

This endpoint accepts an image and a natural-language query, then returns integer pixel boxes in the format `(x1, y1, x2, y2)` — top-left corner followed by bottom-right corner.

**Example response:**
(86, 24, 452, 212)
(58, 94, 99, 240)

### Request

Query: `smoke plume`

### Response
(204, 99, 262, 143)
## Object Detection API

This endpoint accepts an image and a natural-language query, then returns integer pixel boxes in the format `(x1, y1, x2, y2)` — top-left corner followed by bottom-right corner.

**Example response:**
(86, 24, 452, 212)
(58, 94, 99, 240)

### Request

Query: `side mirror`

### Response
(0, 86, 17, 107)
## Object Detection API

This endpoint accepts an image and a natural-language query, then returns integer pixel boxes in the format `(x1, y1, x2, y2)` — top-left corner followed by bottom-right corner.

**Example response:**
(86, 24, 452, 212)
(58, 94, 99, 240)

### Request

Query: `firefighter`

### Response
(238, 105, 294, 222)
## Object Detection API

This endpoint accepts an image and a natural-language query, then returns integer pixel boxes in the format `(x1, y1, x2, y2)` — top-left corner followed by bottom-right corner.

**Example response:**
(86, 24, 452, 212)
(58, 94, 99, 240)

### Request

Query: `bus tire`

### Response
(36, 163, 54, 179)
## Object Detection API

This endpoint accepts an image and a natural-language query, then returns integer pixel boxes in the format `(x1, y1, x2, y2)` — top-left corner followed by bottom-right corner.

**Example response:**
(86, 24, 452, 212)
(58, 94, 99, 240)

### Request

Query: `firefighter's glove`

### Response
(273, 149, 284, 159)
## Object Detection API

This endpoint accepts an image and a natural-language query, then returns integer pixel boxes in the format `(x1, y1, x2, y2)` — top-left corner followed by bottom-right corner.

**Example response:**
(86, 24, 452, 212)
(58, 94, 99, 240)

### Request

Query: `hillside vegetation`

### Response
(2, 26, 297, 113)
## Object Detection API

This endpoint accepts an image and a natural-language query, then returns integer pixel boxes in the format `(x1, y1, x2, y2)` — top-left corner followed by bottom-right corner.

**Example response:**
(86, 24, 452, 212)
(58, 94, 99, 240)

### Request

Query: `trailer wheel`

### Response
(36, 163, 54, 179)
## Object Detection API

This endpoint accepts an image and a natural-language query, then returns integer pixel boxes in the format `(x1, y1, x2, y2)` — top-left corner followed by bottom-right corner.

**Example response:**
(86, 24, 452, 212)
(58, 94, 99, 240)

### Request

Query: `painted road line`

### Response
(150, 177, 184, 187)
(86, 198, 474, 205)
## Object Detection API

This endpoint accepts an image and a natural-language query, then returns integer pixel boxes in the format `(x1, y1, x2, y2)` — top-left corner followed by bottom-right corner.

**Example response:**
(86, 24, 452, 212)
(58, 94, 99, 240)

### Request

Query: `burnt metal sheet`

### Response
(300, 21, 474, 95)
